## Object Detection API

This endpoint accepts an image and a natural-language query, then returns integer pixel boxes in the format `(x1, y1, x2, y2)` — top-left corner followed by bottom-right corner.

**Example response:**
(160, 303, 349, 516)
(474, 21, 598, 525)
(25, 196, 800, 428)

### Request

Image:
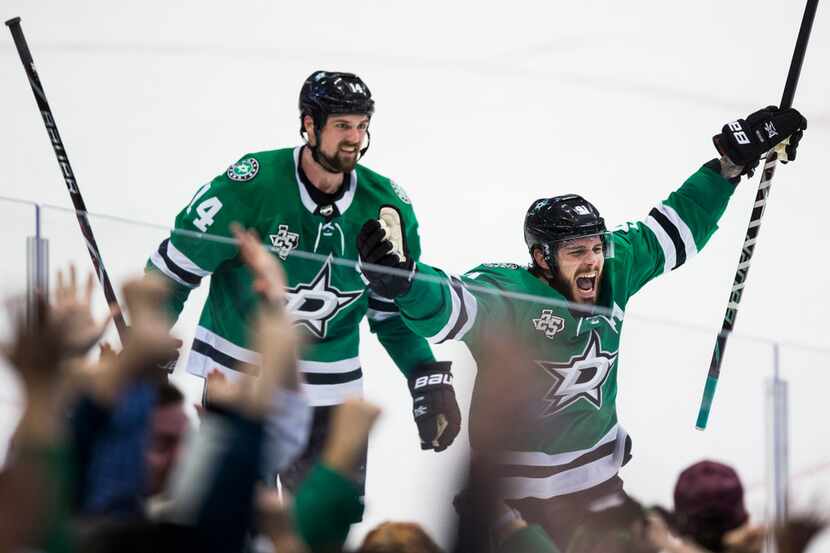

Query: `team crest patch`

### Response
(269, 224, 299, 260)
(532, 309, 565, 339)
(390, 181, 411, 204)
(227, 158, 259, 182)
(483, 263, 520, 270)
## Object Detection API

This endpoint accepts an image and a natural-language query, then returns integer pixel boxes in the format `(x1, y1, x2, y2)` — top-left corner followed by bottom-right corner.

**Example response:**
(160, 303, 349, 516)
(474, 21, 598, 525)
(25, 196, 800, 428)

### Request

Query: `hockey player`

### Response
(356, 106, 806, 547)
(147, 70, 462, 492)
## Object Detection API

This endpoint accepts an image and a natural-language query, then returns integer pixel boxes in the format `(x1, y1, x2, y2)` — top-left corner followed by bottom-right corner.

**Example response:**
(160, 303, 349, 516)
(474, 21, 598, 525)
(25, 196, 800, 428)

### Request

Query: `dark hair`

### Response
(155, 381, 183, 408)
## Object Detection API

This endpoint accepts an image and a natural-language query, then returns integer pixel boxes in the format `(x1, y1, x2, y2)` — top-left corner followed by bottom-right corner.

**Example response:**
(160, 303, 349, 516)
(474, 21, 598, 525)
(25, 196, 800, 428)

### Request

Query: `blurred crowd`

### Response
(0, 229, 826, 553)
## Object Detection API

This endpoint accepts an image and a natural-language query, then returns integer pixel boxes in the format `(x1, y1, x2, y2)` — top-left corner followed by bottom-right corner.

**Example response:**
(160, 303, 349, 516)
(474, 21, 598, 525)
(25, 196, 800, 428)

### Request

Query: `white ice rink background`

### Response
(1, 1, 829, 548)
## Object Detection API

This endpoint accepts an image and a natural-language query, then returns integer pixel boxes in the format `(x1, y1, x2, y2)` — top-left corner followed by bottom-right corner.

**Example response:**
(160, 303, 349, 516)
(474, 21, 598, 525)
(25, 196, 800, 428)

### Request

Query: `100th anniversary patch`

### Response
(227, 158, 260, 182)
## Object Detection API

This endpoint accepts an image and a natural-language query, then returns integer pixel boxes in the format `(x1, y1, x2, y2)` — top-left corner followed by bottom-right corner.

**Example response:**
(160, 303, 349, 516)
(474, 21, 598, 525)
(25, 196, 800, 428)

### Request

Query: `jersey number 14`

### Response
(186, 183, 224, 232)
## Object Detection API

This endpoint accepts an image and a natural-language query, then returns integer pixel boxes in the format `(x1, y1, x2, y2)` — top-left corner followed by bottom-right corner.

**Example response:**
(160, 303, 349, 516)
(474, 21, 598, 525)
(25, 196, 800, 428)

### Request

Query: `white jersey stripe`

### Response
(655, 203, 698, 262)
(298, 357, 361, 374)
(643, 217, 676, 274)
(453, 282, 479, 341)
(498, 426, 628, 500)
(150, 251, 198, 289)
(195, 326, 259, 364)
(428, 278, 461, 344)
(301, 380, 364, 407)
(166, 240, 211, 277)
(497, 424, 619, 466)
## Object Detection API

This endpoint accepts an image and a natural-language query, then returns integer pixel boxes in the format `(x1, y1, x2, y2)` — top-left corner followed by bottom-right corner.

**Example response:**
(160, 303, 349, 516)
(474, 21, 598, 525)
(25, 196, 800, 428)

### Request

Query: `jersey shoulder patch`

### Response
(226, 157, 259, 182)
(466, 262, 530, 289)
(481, 262, 521, 270)
(389, 180, 411, 204)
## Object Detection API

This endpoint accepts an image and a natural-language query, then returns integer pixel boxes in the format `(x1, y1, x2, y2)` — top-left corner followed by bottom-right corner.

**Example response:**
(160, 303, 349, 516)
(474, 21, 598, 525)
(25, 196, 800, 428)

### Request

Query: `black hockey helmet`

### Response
(299, 71, 374, 133)
(524, 194, 609, 268)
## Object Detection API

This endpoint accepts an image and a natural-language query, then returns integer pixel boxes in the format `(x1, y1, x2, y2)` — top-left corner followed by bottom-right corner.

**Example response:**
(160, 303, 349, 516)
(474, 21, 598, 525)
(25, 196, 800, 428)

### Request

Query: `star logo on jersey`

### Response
(536, 330, 617, 417)
(269, 225, 299, 260)
(285, 259, 363, 339)
(532, 309, 566, 340)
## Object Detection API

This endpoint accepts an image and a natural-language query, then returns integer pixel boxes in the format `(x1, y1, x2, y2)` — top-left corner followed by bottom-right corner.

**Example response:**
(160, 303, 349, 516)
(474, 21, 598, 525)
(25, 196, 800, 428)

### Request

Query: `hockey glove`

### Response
(407, 361, 461, 452)
(714, 106, 807, 177)
(356, 207, 415, 298)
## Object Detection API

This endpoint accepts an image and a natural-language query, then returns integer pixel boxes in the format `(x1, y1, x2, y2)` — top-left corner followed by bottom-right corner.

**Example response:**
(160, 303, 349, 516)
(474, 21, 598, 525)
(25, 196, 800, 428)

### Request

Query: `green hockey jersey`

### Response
(396, 164, 736, 499)
(148, 146, 435, 406)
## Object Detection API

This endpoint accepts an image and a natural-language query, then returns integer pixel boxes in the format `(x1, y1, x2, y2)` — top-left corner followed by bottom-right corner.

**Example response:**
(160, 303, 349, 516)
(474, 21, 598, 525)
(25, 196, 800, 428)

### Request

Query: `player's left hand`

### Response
(407, 361, 461, 452)
(713, 106, 807, 177)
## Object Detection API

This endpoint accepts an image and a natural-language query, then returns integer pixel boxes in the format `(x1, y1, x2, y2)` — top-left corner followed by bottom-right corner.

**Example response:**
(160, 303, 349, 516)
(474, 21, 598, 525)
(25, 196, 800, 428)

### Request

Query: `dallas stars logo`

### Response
(536, 330, 617, 417)
(285, 259, 362, 339)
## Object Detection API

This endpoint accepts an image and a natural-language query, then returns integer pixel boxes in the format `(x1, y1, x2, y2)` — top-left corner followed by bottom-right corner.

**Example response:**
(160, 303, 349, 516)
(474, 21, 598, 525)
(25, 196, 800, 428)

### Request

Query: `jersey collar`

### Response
(293, 146, 358, 216)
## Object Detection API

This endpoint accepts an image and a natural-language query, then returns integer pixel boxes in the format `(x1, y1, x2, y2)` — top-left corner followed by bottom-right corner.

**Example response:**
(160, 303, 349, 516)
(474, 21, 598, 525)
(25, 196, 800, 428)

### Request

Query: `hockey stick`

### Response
(695, 0, 819, 430)
(6, 17, 128, 341)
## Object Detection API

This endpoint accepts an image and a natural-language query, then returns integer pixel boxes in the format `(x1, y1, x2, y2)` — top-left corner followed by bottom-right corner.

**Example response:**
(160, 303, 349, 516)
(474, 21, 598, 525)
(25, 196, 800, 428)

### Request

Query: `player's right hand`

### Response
(713, 106, 807, 177)
(356, 211, 415, 298)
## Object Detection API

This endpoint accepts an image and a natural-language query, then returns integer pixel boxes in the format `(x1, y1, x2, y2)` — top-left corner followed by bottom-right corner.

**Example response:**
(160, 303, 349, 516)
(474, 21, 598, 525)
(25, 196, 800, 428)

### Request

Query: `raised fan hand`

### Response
(231, 222, 288, 306)
(231, 222, 301, 393)
(52, 264, 114, 358)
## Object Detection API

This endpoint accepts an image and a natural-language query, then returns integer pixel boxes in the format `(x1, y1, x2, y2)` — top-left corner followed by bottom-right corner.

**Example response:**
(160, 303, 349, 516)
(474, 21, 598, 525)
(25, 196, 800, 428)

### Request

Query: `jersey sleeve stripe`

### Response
(428, 278, 462, 344)
(150, 250, 197, 289)
(648, 207, 686, 268)
(152, 238, 205, 287)
(446, 278, 478, 342)
(655, 203, 698, 262)
(166, 239, 211, 277)
(438, 277, 470, 343)
(643, 213, 677, 273)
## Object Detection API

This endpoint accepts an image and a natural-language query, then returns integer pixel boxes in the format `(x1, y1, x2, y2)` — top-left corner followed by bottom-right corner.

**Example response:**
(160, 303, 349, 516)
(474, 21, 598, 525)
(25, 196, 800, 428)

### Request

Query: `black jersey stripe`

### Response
(649, 208, 686, 269)
(302, 368, 363, 385)
(495, 440, 617, 479)
(159, 238, 203, 286)
(368, 297, 399, 313)
(192, 338, 259, 375)
(442, 277, 469, 342)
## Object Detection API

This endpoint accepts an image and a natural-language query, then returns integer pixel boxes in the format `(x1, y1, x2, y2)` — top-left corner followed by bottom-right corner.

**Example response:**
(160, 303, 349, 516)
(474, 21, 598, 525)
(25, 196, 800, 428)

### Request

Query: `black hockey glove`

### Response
(356, 208, 415, 298)
(407, 361, 462, 452)
(714, 106, 807, 177)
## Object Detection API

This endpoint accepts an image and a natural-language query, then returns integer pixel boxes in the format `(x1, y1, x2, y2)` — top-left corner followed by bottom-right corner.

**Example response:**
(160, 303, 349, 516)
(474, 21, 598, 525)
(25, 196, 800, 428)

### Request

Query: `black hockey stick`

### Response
(6, 17, 128, 341)
(695, 0, 819, 430)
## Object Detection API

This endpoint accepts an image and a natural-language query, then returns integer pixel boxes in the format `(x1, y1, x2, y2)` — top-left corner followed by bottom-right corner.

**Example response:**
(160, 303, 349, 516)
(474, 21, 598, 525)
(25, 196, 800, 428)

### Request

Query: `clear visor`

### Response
(550, 231, 614, 261)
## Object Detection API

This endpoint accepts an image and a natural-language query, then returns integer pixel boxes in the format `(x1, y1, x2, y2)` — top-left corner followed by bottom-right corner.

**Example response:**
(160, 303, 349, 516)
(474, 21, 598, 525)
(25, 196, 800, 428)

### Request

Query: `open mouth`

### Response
(575, 272, 598, 296)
